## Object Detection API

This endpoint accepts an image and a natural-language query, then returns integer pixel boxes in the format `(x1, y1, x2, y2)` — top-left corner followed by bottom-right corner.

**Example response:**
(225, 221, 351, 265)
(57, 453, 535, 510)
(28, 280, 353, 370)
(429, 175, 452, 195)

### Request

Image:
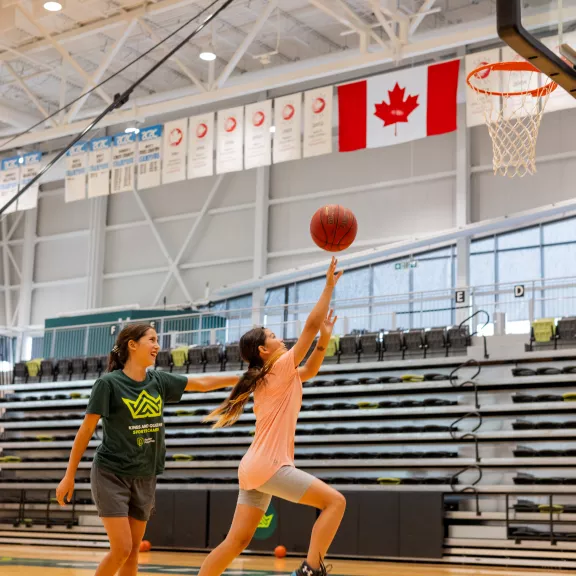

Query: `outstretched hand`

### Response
(319, 309, 338, 338)
(325, 256, 343, 288)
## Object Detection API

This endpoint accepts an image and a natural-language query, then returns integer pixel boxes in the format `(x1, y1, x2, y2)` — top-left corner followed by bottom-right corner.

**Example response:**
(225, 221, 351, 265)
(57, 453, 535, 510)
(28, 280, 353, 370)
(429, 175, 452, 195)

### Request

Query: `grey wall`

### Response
(3, 105, 576, 327)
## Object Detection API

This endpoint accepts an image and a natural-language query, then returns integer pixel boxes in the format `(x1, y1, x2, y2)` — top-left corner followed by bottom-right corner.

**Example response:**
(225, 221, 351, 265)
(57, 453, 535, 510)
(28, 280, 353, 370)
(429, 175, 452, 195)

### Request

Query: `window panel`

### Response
(543, 217, 576, 245)
(497, 227, 540, 250)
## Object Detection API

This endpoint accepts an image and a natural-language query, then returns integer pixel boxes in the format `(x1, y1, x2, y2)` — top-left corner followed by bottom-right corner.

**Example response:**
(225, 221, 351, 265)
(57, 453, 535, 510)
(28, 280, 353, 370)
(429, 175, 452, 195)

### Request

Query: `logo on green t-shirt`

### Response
(122, 390, 163, 419)
(253, 502, 278, 540)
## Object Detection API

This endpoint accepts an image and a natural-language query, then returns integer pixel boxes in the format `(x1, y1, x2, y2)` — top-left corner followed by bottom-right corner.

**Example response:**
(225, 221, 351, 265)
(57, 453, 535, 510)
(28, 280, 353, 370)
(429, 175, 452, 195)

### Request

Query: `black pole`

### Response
(0, 0, 236, 216)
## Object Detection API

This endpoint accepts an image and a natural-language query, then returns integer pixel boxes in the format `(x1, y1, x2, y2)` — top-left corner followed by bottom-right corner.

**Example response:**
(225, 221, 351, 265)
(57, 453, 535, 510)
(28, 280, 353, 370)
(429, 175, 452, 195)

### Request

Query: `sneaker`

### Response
(291, 559, 331, 576)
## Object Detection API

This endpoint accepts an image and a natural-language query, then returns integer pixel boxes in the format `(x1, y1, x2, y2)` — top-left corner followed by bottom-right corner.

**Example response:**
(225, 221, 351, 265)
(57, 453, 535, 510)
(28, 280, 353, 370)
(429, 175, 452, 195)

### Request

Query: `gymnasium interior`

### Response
(1, 0, 576, 574)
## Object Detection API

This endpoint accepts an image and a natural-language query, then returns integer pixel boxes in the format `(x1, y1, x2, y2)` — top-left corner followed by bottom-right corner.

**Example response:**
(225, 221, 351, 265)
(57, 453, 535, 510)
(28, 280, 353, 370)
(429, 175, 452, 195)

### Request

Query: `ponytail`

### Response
(204, 328, 284, 428)
(204, 365, 269, 428)
(107, 323, 155, 373)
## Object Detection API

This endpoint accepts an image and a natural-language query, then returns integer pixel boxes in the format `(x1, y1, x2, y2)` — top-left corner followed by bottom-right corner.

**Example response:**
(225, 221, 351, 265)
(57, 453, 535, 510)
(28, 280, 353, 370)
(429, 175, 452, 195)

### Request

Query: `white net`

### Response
(468, 65, 556, 178)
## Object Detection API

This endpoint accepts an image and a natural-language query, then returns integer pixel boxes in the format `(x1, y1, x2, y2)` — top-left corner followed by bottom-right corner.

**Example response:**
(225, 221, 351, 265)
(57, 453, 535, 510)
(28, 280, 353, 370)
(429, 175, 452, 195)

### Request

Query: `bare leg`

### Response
(298, 479, 346, 570)
(197, 504, 263, 576)
(95, 517, 133, 576)
(118, 517, 148, 576)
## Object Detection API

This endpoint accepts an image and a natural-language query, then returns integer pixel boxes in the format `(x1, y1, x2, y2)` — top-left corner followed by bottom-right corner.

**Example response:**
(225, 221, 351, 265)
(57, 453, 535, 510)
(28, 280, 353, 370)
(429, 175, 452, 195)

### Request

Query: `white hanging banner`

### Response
(273, 93, 302, 164)
(0, 157, 20, 214)
(111, 132, 136, 194)
(162, 119, 188, 184)
(216, 106, 244, 174)
(88, 136, 111, 198)
(137, 125, 163, 190)
(465, 48, 502, 127)
(18, 152, 42, 211)
(303, 87, 333, 158)
(65, 142, 88, 203)
(188, 113, 214, 179)
(244, 100, 272, 170)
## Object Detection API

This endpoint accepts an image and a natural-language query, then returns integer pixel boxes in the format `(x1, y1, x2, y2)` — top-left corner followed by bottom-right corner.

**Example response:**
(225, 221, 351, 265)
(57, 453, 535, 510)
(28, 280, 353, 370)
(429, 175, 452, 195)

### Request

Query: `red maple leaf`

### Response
(374, 83, 420, 136)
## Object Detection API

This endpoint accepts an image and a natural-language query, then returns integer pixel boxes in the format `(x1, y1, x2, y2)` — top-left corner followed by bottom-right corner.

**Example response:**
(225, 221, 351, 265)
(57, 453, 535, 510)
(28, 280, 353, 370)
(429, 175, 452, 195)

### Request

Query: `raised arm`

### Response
(298, 309, 337, 382)
(185, 374, 240, 393)
(291, 257, 342, 367)
(56, 413, 100, 506)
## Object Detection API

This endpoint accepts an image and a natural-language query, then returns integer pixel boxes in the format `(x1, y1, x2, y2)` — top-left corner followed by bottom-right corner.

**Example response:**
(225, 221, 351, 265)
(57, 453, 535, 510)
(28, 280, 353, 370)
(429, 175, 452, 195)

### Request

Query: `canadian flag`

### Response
(338, 60, 460, 152)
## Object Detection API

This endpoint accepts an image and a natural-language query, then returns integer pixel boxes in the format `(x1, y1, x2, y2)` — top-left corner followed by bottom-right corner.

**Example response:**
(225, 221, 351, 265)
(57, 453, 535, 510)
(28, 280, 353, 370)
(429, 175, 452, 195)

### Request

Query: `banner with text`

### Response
(162, 119, 187, 184)
(112, 132, 136, 194)
(273, 93, 302, 164)
(188, 113, 214, 179)
(303, 87, 333, 158)
(18, 152, 42, 211)
(65, 142, 88, 203)
(244, 100, 272, 169)
(0, 156, 20, 214)
(137, 125, 162, 190)
(217, 106, 244, 174)
(88, 136, 111, 198)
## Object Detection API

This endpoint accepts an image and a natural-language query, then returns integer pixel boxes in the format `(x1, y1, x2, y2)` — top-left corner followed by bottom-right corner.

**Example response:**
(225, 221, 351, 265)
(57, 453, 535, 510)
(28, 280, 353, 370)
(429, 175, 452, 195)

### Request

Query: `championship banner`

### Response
(188, 113, 214, 179)
(111, 132, 136, 194)
(18, 152, 42, 211)
(88, 136, 111, 198)
(162, 119, 187, 184)
(0, 156, 20, 214)
(216, 106, 244, 174)
(273, 93, 302, 164)
(244, 100, 272, 170)
(65, 142, 88, 203)
(303, 87, 333, 158)
(137, 125, 162, 190)
(465, 49, 501, 127)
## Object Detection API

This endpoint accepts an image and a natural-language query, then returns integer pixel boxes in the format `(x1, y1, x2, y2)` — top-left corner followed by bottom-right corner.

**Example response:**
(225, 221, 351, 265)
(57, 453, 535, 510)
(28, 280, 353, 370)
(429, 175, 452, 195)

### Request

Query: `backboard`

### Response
(497, 0, 576, 98)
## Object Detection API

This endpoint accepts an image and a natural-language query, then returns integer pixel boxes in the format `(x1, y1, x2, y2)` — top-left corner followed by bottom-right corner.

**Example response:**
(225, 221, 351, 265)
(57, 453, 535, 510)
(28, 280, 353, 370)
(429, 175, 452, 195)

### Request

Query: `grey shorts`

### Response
(238, 466, 316, 512)
(90, 465, 157, 522)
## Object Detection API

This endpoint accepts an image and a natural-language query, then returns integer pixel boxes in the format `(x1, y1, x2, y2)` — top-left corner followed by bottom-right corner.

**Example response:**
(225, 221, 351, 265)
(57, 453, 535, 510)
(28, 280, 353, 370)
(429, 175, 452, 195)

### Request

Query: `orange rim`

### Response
(467, 61, 558, 97)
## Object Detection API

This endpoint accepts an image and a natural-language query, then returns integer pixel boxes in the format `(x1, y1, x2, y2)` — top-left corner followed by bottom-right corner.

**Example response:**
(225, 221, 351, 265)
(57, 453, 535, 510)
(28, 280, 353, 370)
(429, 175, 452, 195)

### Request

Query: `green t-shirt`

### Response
(86, 369, 187, 477)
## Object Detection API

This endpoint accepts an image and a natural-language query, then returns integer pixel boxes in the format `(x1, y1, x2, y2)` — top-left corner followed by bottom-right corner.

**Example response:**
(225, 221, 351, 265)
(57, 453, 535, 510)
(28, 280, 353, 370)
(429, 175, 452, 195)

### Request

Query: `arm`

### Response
(56, 413, 100, 506)
(292, 257, 343, 367)
(298, 309, 338, 382)
(186, 374, 240, 393)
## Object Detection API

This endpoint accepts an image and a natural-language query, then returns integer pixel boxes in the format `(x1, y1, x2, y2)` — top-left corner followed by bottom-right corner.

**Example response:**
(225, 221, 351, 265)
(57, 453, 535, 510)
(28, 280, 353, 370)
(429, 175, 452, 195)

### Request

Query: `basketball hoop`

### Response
(467, 61, 557, 178)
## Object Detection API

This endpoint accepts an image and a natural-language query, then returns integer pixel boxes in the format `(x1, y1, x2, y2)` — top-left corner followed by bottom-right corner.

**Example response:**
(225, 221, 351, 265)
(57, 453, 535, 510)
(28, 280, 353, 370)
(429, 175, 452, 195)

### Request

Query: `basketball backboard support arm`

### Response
(497, 0, 576, 98)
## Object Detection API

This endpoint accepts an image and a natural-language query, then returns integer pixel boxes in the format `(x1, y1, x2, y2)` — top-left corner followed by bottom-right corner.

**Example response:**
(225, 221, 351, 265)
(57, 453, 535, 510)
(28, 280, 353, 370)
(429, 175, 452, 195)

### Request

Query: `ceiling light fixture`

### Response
(199, 44, 216, 61)
(124, 127, 140, 134)
(43, 1, 63, 11)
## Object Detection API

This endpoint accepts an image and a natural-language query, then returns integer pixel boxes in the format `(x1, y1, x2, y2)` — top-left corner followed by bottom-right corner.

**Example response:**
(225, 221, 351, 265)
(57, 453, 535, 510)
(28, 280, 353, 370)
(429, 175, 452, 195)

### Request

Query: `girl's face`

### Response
(258, 328, 285, 362)
(129, 328, 160, 367)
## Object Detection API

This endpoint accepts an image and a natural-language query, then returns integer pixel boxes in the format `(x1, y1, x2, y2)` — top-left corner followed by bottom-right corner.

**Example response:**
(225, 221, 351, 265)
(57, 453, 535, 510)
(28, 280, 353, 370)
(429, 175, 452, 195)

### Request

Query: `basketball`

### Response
(274, 545, 287, 558)
(139, 540, 151, 552)
(310, 205, 357, 252)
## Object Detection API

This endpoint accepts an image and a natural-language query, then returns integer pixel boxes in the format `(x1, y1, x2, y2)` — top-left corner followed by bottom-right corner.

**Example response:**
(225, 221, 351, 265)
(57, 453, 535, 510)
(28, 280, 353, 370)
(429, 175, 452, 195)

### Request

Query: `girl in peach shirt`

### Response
(200, 257, 345, 576)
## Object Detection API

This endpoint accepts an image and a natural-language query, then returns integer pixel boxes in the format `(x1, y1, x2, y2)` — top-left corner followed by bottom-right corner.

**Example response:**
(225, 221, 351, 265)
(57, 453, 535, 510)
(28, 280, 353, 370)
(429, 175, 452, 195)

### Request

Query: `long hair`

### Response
(108, 323, 155, 372)
(205, 327, 279, 428)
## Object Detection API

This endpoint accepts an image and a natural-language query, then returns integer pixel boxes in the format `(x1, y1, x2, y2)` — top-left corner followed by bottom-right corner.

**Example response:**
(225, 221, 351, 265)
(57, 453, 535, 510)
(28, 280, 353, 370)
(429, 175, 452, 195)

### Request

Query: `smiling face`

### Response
(127, 328, 160, 368)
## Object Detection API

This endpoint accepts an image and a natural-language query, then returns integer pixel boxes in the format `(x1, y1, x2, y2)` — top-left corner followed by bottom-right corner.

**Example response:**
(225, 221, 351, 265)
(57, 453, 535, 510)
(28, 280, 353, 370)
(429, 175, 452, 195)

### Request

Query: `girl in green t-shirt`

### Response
(56, 323, 238, 576)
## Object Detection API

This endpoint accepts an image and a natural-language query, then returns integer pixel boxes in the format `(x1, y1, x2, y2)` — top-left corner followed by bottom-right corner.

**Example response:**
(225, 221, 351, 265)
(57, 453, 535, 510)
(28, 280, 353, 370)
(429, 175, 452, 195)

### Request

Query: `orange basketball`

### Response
(274, 545, 287, 558)
(139, 540, 151, 552)
(310, 204, 357, 252)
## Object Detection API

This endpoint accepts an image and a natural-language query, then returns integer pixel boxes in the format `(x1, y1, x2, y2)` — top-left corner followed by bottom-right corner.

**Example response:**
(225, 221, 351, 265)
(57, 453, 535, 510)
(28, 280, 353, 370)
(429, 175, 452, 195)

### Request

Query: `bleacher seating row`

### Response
(12, 326, 471, 382)
(5, 347, 576, 568)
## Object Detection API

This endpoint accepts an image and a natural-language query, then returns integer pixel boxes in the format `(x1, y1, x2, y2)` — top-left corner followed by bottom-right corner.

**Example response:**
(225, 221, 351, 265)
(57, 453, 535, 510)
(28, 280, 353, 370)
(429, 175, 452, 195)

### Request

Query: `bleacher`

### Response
(4, 326, 576, 568)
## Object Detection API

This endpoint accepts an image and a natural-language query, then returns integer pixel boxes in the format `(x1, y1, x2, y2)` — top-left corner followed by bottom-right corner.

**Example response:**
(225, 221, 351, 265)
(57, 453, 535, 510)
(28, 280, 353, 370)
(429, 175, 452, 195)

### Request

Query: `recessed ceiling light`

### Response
(124, 127, 140, 134)
(18, 157, 24, 164)
(43, 1, 63, 11)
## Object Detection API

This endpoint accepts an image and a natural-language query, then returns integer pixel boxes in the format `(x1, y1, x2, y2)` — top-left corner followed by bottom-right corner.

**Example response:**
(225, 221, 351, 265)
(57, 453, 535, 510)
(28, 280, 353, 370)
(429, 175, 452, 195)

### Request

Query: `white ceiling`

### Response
(0, 0, 569, 149)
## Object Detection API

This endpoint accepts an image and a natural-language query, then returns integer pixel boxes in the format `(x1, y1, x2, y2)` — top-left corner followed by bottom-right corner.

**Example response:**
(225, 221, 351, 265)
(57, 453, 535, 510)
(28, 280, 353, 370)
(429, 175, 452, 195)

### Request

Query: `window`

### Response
(264, 287, 286, 338)
(335, 267, 371, 333)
